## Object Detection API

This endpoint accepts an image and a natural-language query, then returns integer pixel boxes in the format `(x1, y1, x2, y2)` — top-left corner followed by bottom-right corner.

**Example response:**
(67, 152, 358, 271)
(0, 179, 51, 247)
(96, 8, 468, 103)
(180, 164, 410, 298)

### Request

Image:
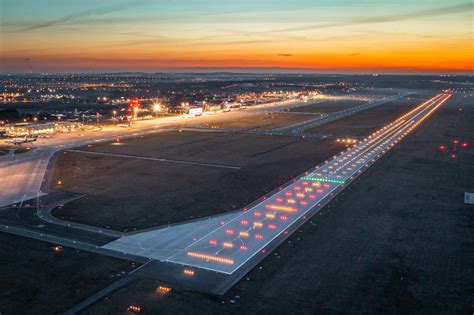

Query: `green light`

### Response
(300, 176, 345, 184)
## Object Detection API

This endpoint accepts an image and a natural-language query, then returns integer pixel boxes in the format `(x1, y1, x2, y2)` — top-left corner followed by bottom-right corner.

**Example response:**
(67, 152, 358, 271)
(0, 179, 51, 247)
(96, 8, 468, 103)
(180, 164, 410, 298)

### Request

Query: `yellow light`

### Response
(239, 231, 249, 237)
(266, 213, 276, 219)
(266, 204, 297, 213)
(187, 252, 234, 265)
(157, 285, 172, 293)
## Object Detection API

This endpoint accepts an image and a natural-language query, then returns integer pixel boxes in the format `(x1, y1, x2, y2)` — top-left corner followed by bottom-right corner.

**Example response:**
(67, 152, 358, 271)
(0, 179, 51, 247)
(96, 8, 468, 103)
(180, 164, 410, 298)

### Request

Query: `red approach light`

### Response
(240, 245, 248, 251)
(209, 240, 217, 246)
(254, 211, 262, 217)
(461, 142, 469, 148)
(438, 145, 446, 150)
(450, 154, 457, 159)
(453, 139, 459, 144)
(226, 229, 234, 235)
(129, 99, 141, 109)
(276, 197, 283, 203)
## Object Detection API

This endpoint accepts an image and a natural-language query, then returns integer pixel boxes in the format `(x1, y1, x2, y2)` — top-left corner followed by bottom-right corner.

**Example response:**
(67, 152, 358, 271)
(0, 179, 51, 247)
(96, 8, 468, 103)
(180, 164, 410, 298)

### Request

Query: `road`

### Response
(102, 93, 451, 277)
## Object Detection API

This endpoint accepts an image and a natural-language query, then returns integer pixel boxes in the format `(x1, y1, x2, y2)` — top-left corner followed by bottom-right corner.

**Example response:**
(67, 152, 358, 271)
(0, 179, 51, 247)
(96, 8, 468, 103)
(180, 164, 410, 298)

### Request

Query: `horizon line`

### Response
(1, 67, 473, 76)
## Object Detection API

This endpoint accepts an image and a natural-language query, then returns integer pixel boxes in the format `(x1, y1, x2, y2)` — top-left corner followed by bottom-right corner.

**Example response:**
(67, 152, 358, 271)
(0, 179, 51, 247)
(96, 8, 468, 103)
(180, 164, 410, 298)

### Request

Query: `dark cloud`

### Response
(15, 0, 154, 32)
(278, 54, 293, 57)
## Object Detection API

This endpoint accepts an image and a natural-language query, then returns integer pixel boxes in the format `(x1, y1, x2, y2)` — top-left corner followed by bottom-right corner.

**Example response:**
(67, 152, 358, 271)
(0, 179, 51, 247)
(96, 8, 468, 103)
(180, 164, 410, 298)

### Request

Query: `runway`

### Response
(103, 93, 451, 276)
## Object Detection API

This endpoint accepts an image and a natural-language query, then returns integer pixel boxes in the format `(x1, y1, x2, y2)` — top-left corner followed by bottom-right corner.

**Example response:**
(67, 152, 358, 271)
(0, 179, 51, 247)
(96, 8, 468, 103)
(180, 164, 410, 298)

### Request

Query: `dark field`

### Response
(83, 93, 473, 314)
(306, 97, 427, 137)
(288, 98, 367, 113)
(50, 131, 342, 231)
(192, 111, 319, 130)
(0, 233, 136, 315)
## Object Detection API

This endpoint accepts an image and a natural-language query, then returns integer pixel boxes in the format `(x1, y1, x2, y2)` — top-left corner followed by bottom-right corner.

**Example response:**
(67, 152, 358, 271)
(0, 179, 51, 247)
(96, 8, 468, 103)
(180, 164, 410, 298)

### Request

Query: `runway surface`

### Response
(103, 93, 451, 275)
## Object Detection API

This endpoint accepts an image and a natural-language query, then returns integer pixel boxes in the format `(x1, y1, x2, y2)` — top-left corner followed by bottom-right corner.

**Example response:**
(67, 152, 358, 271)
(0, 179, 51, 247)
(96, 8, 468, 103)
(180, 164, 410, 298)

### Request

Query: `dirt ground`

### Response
(306, 97, 425, 137)
(50, 132, 341, 231)
(0, 233, 136, 315)
(82, 93, 473, 314)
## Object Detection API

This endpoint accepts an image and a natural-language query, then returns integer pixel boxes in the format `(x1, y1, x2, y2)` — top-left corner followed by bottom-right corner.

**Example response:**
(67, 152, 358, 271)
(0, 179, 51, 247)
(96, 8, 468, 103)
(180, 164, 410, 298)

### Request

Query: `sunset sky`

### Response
(1, 0, 472, 73)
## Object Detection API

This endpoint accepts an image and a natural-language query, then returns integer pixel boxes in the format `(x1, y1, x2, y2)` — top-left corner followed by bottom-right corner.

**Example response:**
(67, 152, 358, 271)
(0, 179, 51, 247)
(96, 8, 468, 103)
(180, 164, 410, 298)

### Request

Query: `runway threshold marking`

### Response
(67, 149, 242, 170)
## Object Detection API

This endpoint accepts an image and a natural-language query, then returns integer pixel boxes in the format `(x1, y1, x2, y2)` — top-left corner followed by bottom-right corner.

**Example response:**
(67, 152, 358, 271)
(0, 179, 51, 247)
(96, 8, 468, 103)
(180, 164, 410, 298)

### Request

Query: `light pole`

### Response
(133, 106, 139, 122)
(112, 110, 117, 125)
(153, 103, 161, 118)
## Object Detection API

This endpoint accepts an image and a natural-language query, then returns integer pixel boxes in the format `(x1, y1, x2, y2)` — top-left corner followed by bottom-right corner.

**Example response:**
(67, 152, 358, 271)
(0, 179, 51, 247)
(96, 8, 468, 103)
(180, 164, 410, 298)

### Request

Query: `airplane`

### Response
(6, 135, 38, 145)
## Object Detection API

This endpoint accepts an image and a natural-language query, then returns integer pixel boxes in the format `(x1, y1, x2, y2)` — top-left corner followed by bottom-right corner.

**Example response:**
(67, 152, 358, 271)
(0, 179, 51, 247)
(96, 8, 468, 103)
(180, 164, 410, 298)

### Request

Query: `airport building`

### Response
(4, 121, 83, 137)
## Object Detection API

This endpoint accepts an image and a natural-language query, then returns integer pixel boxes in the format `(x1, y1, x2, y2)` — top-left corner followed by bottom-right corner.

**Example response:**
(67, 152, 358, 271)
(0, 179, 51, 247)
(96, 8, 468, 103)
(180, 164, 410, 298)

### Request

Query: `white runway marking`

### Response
(67, 149, 242, 170)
